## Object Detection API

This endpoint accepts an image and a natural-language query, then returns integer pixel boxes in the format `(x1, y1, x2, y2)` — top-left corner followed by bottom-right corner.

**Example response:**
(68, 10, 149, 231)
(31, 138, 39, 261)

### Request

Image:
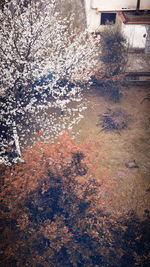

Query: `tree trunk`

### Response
(12, 120, 21, 156)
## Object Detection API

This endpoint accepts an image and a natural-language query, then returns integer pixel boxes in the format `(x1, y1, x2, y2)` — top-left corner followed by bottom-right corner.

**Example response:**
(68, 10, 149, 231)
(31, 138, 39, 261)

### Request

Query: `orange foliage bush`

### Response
(0, 133, 150, 266)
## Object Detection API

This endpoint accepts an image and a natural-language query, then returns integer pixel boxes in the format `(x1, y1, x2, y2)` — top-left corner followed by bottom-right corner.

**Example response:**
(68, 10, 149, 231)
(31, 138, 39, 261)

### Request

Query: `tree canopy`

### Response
(92, 22, 128, 102)
(0, 133, 150, 266)
(0, 0, 99, 165)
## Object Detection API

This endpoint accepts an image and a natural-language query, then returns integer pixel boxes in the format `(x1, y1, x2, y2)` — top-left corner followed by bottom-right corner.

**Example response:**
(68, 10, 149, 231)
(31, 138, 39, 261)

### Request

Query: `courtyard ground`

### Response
(71, 84, 150, 216)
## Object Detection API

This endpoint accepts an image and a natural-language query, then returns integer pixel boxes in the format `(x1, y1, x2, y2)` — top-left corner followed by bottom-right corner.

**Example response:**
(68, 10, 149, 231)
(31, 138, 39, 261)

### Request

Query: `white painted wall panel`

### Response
(122, 24, 147, 48)
(85, 0, 101, 31)
(91, 0, 150, 11)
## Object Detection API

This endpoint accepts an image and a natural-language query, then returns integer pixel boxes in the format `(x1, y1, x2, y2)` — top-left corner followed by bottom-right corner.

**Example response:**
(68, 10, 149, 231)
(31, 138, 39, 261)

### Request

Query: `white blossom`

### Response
(0, 0, 99, 164)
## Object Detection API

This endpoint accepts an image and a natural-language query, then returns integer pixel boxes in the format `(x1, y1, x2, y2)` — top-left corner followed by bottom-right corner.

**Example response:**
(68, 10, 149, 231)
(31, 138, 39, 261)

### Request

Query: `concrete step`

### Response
(126, 72, 150, 86)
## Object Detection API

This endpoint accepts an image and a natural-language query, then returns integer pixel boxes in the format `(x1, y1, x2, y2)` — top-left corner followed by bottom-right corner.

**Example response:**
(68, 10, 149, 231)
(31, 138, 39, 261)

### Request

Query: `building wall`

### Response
(84, 0, 101, 31)
(122, 23, 147, 48)
(84, 0, 149, 49)
(91, 0, 150, 11)
(145, 25, 150, 52)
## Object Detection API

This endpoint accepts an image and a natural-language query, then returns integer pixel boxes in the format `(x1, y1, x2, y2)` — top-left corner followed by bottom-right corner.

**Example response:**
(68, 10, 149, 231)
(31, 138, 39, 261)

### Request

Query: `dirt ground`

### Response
(72, 85, 150, 216)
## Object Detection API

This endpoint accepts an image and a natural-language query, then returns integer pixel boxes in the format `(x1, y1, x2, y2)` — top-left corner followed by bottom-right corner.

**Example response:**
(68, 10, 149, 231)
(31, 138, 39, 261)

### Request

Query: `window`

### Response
(100, 13, 116, 25)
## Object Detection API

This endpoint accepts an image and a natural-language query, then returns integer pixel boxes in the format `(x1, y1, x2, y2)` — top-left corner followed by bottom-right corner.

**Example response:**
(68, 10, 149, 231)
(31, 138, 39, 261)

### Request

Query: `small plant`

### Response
(97, 108, 129, 134)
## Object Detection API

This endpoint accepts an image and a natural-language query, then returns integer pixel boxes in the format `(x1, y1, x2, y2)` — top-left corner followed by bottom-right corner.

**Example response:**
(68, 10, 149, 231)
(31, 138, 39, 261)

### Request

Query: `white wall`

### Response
(84, 0, 149, 49)
(122, 24, 147, 48)
(91, 0, 150, 11)
(84, 0, 100, 31)
(145, 25, 150, 52)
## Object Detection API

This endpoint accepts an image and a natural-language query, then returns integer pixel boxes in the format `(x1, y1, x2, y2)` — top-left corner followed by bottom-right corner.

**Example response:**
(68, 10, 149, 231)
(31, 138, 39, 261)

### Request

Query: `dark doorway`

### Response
(101, 13, 116, 25)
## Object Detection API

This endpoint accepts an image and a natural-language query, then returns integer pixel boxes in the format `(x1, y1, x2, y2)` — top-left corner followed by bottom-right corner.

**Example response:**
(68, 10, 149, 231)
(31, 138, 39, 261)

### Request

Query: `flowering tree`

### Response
(0, 0, 99, 164)
(55, 0, 86, 31)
